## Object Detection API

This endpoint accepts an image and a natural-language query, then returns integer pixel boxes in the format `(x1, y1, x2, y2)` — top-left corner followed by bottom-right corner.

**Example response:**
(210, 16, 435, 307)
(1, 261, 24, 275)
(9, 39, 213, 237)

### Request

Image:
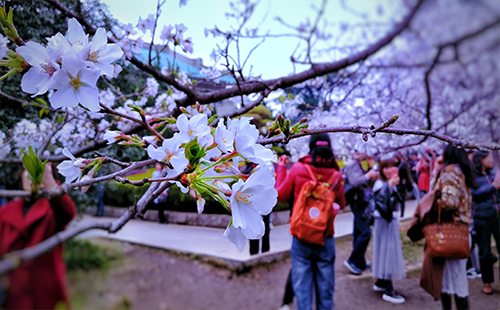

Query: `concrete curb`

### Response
(84, 205, 292, 228)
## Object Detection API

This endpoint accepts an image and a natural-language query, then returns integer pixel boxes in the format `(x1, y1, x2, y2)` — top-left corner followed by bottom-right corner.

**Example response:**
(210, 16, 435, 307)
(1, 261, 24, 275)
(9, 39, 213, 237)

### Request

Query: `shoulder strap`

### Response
(304, 163, 317, 181)
(304, 163, 341, 190)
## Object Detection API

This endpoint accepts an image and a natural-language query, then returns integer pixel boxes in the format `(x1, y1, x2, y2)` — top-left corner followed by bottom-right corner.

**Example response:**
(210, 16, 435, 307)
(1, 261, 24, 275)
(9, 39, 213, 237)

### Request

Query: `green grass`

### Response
(399, 221, 425, 265)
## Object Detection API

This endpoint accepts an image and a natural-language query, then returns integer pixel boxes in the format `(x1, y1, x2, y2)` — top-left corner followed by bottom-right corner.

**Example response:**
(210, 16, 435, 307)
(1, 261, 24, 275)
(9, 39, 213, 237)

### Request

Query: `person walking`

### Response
(471, 151, 500, 295)
(417, 152, 431, 196)
(420, 144, 476, 310)
(343, 151, 379, 275)
(371, 156, 406, 304)
(276, 134, 345, 310)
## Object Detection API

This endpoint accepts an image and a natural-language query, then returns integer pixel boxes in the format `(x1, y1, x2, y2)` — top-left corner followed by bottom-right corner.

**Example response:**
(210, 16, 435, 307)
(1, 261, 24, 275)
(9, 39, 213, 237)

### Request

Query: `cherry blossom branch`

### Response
(212, 81, 280, 125)
(0, 159, 156, 199)
(94, 152, 132, 167)
(114, 171, 182, 186)
(257, 124, 500, 151)
(139, 109, 165, 142)
(305, 0, 327, 64)
(148, 0, 165, 64)
(99, 102, 142, 124)
(0, 166, 170, 274)
(43, 0, 425, 113)
(422, 16, 500, 130)
(37, 116, 67, 156)
(178, 0, 423, 106)
(0, 221, 113, 274)
(0, 90, 62, 113)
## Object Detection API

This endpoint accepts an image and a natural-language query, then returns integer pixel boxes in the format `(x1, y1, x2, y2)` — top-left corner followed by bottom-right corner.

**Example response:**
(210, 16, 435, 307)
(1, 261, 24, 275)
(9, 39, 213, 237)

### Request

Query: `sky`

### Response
(101, 0, 396, 80)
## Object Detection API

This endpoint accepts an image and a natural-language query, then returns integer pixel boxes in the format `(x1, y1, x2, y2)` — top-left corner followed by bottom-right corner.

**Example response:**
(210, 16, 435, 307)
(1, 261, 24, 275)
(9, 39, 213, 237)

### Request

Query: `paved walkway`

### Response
(70, 200, 418, 269)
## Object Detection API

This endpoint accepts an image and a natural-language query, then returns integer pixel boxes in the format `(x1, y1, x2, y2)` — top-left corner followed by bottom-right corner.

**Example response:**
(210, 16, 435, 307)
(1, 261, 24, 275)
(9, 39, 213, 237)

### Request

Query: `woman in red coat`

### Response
(0, 164, 76, 310)
(417, 154, 431, 195)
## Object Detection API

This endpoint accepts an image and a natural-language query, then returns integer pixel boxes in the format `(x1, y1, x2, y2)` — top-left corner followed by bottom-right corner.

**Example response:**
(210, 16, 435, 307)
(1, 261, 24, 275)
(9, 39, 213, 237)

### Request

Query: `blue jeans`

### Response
(291, 237, 335, 310)
(347, 204, 371, 270)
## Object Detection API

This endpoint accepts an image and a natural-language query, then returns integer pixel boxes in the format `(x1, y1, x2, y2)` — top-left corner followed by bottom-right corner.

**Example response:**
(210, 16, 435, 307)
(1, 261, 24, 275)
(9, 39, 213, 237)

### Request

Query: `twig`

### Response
(95, 152, 132, 167)
(257, 125, 500, 151)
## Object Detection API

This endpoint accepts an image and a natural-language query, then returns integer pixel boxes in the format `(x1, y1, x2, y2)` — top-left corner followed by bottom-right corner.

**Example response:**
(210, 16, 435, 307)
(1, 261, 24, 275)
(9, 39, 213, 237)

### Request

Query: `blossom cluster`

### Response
(17, 18, 123, 112)
(58, 112, 278, 251)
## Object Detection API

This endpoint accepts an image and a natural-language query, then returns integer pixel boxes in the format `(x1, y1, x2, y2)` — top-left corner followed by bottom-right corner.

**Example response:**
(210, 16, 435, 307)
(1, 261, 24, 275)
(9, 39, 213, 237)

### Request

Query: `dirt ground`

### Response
(68, 234, 500, 310)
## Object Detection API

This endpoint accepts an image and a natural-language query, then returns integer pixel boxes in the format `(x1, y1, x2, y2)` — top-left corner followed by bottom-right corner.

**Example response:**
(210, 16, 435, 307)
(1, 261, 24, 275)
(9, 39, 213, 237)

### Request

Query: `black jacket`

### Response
(472, 169, 499, 219)
(373, 181, 402, 222)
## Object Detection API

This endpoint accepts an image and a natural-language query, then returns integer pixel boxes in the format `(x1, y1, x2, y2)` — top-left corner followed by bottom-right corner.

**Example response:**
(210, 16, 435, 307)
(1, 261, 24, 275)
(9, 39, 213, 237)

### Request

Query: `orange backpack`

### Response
(290, 163, 341, 246)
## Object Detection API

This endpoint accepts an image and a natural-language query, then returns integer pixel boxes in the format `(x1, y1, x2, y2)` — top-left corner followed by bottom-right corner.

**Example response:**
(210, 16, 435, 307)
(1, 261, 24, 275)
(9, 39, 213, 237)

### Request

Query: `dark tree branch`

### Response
(258, 125, 500, 151)
(0, 167, 171, 275)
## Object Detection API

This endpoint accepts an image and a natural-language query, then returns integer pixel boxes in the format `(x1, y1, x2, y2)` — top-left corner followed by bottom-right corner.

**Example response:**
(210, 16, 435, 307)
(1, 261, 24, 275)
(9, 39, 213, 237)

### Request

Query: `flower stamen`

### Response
(40, 60, 57, 75)
(88, 51, 100, 63)
(69, 76, 83, 90)
(235, 192, 252, 205)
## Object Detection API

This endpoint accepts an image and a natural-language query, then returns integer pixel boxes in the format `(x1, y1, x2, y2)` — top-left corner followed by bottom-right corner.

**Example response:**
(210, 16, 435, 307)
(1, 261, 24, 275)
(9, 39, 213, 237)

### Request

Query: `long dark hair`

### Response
(308, 134, 339, 170)
(472, 150, 489, 174)
(442, 144, 477, 189)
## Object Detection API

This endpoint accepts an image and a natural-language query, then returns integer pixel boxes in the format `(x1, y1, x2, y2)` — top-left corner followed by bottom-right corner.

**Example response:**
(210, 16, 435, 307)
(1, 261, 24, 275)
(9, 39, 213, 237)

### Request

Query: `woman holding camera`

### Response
(371, 156, 406, 304)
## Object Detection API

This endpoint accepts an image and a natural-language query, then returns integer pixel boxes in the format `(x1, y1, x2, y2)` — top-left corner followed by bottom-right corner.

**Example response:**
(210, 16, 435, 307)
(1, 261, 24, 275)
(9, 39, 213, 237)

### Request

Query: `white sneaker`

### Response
(278, 304, 291, 310)
(373, 284, 385, 292)
(383, 289, 405, 304)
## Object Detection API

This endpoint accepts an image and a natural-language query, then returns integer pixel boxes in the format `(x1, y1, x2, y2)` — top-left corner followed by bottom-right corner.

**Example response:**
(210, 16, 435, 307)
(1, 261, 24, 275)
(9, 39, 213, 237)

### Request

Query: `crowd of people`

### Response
(276, 137, 499, 310)
(0, 135, 498, 310)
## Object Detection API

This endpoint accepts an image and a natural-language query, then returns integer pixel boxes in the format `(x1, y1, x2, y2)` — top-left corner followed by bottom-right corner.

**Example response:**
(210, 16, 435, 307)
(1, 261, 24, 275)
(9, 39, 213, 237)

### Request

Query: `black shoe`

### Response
(383, 288, 405, 304)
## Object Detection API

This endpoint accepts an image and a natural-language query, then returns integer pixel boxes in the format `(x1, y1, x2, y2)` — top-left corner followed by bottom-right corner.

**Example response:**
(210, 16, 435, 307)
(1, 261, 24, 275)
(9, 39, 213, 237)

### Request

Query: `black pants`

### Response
(473, 217, 500, 284)
(347, 203, 371, 270)
(441, 293, 469, 310)
(249, 214, 270, 255)
(282, 269, 294, 305)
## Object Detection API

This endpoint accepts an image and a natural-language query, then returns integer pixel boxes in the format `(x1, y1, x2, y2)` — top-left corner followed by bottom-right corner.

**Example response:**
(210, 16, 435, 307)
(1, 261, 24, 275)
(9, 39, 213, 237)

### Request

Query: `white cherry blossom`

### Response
(147, 134, 183, 163)
(65, 18, 89, 51)
(0, 34, 8, 58)
(229, 165, 277, 240)
(17, 41, 60, 96)
(137, 14, 155, 34)
(215, 118, 235, 153)
(102, 130, 121, 144)
(223, 224, 247, 252)
(50, 51, 100, 111)
(56, 147, 85, 183)
(146, 78, 159, 97)
(177, 113, 211, 143)
(0, 131, 11, 159)
(85, 27, 123, 77)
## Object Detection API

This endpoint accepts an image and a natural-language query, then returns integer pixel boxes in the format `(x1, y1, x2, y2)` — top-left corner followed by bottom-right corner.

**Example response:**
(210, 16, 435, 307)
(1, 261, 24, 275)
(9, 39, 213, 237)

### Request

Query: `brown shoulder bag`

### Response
(422, 199, 469, 259)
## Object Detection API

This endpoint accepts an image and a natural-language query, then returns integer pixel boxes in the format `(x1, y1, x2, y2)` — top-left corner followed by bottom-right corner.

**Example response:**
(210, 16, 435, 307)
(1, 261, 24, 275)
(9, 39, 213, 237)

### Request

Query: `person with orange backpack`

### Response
(276, 134, 345, 310)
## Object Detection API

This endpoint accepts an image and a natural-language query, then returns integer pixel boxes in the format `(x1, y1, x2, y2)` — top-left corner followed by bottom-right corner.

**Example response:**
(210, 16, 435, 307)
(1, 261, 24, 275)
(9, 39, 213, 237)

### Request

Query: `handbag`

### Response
(422, 198, 470, 259)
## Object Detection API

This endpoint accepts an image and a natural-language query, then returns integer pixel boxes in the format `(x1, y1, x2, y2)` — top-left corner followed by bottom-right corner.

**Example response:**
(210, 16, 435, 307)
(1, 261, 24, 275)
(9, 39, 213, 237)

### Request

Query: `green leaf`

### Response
(184, 138, 206, 166)
(35, 98, 48, 106)
(39, 108, 49, 118)
(207, 115, 218, 124)
(20, 146, 47, 190)
(7, 8, 12, 23)
(21, 148, 35, 176)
